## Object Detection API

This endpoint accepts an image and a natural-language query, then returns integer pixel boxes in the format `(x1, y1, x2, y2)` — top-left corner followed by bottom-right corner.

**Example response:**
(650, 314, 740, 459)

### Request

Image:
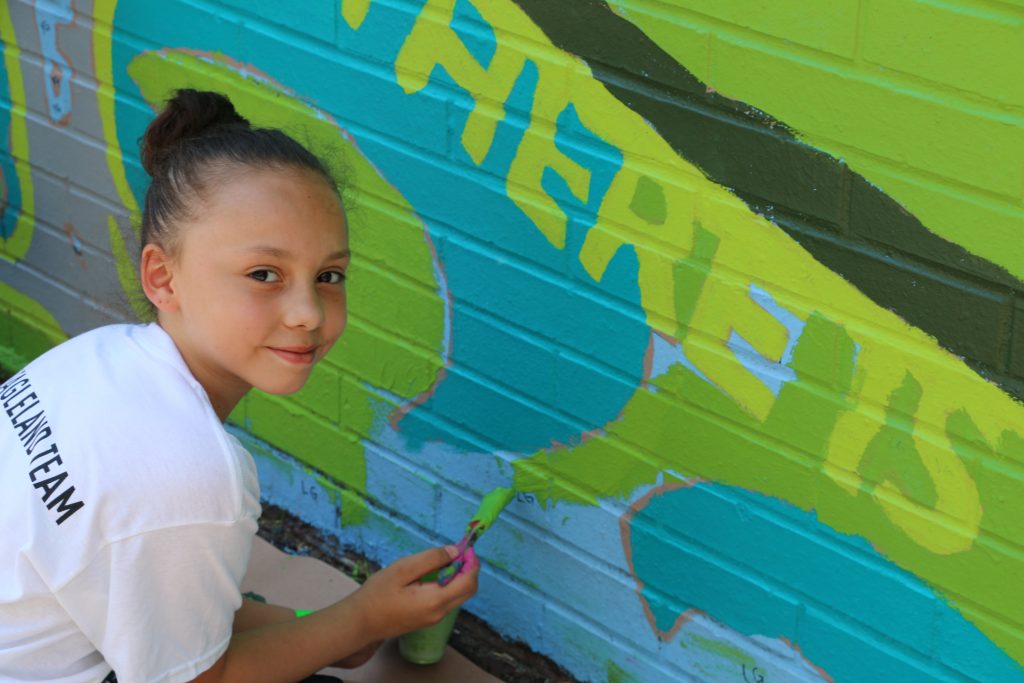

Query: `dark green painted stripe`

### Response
(511, 0, 1023, 401)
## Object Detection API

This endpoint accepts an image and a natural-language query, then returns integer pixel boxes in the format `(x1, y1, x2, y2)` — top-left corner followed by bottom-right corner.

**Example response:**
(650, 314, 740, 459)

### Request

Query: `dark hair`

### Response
(139, 88, 341, 253)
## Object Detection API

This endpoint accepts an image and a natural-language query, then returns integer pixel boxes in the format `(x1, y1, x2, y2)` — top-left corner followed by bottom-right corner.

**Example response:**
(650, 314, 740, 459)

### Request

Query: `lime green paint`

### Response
(692, 634, 755, 669)
(0, 0, 35, 262)
(608, 0, 1024, 279)
(341, 0, 372, 30)
(861, 0, 1024, 109)
(616, 0, 860, 58)
(127, 50, 445, 526)
(107, 216, 151, 321)
(470, 487, 514, 531)
(0, 281, 67, 372)
(858, 373, 938, 510)
(93, 0, 141, 222)
(514, 312, 854, 508)
(406, 0, 1024, 662)
(629, 175, 667, 226)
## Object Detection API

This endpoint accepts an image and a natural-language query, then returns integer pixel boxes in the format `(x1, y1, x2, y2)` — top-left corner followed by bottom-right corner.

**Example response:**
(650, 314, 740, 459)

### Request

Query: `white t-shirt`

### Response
(0, 323, 261, 683)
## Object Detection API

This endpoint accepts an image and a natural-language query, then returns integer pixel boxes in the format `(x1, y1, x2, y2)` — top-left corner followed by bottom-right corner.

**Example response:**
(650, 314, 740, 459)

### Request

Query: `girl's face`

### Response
(159, 168, 349, 419)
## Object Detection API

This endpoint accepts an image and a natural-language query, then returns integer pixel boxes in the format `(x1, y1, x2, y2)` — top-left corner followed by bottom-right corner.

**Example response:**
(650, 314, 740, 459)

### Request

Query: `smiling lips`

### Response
(268, 344, 318, 365)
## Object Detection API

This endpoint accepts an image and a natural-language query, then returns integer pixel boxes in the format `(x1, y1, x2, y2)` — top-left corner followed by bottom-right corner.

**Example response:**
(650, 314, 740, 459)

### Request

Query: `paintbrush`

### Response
(437, 487, 515, 586)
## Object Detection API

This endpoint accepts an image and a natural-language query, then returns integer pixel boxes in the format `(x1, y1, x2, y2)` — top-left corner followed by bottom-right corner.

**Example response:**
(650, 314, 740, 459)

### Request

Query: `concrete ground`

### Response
(241, 537, 502, 683)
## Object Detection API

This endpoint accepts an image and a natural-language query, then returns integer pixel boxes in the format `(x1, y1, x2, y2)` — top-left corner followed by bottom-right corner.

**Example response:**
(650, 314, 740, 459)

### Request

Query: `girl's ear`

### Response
(140, 243, 179, 312)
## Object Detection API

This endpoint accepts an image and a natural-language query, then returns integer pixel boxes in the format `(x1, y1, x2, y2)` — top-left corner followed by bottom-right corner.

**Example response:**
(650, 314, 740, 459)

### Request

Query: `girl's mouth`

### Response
(268, 345, 318, 365)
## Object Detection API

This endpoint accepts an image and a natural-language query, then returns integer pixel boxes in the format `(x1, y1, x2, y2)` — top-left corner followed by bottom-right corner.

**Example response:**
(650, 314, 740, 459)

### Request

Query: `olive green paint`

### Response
(629, 175, 667, 226)
(0, 280, 66, 372)
(858, 373, 938, 510)
(107, 216, 151, 321)
(128, 50, 445, 526)
(510, 0, 1024, 404)
(514, 312, 856, 508)
(607, 661, 642, 683)
(608, 0, 1024, 278)
(515, 297, 1024, 657)
(672, 221, 718, 343)
(691, 634, 756, 669)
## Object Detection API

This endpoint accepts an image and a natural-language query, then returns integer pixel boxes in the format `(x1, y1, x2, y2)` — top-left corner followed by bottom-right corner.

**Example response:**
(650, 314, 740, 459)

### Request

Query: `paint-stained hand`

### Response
(351, 545, 479, 642)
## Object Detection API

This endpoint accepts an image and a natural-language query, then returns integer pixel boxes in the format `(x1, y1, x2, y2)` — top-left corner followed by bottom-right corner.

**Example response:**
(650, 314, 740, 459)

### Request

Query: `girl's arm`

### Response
(233, 598, 294, 633)
(232, 598, 381, 669)
(190, 545, 478, 683)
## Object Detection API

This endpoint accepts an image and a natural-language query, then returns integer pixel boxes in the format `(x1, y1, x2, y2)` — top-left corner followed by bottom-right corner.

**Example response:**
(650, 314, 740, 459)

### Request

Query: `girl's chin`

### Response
(256, 374, 314, 396)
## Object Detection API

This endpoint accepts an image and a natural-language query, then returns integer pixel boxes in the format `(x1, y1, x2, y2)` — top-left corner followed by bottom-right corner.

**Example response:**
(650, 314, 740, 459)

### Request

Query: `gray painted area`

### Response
(5, 0, 134, 336)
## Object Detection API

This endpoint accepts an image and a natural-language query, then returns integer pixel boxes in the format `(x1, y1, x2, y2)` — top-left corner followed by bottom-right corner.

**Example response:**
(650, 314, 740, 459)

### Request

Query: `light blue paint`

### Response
(452, 0, 496, 70)
(630, 483, 1024, 682)
(726, 284, 803, 396)
(649, 332, 711, 387)
(35, 0, 74, 123)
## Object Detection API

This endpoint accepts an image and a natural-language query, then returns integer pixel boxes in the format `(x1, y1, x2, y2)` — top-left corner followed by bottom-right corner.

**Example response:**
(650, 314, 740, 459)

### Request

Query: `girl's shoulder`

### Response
(8, 323, 253, 537)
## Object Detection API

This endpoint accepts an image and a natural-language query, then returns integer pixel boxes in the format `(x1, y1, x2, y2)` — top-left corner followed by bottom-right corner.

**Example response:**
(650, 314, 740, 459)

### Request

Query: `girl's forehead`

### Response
(182, 169, 348, 254)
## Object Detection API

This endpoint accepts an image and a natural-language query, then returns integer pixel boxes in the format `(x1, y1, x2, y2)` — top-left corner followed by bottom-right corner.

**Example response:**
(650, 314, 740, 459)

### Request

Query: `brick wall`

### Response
(2, 1, 1022, 681)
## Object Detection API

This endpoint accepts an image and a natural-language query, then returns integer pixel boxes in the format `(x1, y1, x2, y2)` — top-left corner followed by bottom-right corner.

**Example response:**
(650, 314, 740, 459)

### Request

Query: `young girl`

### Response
(0, 89, 479, 683)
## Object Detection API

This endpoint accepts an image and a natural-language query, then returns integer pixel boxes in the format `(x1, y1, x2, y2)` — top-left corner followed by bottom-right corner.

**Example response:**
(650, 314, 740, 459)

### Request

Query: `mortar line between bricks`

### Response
(15, 159, 135, 225)
(628, 521, 980, 680)
(769, 208, 1022, 294)
(433, 226, 655, 320)
(356, 352, 604, 446)
(627, 0, 1024, 121)
(356, 425, 671, 565)
(253, 438, 647, 628)
(0, 258, 128, 323)
(348, 220, 654, 338)
(4, 222, 122, 297)
(798, 137, 1024, 206)
(177, 0, 570, 98)
(537, 600, 704, 682)
(916, 0, 1024, 21)
(607, 377, 1024, 532)
(589, 67, 1019, 208)
(359, 439, 647, 583)
(449, 301, 646, 385)
(401, 523, 676, 676)
(19, 215, 118, 267)
(590, 63, 1023, 205)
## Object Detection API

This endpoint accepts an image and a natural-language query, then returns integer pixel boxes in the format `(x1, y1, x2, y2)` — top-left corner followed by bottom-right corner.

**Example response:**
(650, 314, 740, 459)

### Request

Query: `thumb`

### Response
(389, 545, 460, 584)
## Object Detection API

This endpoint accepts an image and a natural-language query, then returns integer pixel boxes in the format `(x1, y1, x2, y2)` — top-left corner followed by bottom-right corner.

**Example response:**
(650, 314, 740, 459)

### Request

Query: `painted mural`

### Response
(2, 0, 1022, 681)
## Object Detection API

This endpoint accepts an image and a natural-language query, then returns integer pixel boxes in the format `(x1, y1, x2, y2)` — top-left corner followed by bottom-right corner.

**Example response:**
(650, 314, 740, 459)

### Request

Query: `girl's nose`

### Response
(283, 283, 325, 330)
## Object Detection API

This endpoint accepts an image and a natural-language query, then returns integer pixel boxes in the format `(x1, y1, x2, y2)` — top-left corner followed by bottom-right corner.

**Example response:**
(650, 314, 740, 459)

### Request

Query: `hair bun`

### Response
(140, 89, 250, 177)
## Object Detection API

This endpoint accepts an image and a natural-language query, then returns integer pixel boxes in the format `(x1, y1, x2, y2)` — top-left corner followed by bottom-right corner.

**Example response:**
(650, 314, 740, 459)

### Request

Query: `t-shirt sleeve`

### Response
(53, 519, 256, 683)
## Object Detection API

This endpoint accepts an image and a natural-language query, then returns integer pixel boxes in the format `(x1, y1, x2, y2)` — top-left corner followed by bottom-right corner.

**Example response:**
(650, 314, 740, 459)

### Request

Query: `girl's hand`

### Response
(351, 545, 480, 642)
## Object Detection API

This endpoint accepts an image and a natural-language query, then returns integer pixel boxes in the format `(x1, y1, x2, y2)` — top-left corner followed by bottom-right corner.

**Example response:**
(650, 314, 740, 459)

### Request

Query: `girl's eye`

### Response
(318, 271, 346, 285)
(248, 269, 280, 283)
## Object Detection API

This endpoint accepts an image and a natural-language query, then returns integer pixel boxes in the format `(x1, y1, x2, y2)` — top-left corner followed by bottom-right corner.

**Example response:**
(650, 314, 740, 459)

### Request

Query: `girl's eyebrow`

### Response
(241, 245, 351, 260)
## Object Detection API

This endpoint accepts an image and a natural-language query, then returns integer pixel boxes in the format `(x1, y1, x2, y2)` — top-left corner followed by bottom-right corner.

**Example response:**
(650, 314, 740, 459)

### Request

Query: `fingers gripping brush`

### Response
(437, 487, 515, 586)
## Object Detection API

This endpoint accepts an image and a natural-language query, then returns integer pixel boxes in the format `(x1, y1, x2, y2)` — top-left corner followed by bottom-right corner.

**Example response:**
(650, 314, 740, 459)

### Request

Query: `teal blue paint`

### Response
(452, 0, 496, 69)
(219, 0, 336, 43)
(0, 59, 21, 240)
(630, 483, 1024, 682)
(113, 1, 647, 455)
(106, 5, 1024, 680)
